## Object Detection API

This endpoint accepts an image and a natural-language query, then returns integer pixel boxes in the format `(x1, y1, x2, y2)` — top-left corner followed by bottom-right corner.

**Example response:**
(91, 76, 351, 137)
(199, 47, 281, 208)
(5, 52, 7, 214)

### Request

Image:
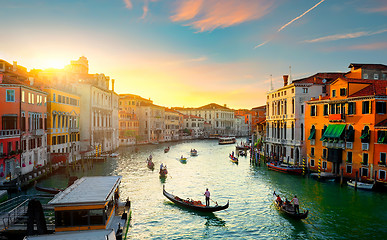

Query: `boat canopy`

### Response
(48, 176, 122, 207)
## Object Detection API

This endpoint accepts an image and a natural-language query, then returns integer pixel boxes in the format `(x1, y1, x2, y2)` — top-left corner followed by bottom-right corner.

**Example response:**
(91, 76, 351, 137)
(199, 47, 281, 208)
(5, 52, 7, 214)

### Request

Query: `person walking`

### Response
(204, 188, 210, 207)
(291, 195, 300, 214)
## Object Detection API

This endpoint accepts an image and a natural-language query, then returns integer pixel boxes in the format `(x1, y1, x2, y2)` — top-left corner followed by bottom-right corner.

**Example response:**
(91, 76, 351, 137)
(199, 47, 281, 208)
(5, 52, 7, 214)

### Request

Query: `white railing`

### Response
(362, 143, 369, 151)
(32, 129, 45, 136)
(346, 142, 353, 149)
(0, 129, 20, 137)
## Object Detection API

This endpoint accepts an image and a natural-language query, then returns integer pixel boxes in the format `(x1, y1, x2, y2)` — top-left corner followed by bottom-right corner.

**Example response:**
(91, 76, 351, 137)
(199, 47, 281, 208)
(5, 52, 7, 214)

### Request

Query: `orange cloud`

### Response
(347, 42, 387, 50)
(171, 0, 273, 32)
(123, 0, 132, 9)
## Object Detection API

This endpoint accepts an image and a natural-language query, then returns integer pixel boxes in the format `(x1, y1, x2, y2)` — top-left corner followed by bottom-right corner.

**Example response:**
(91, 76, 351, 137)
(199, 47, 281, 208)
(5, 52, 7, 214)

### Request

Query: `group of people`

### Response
(275, 192, 300, 214)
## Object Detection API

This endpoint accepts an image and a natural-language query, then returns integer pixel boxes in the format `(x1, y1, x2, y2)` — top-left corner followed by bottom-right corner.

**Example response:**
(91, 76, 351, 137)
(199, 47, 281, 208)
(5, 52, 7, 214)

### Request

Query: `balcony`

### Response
(329, 114, 345, 122)
(378, 162, 386, 167)
(32, 129, 45, 136)
(0, 129, 20, 138)
(69, 127, 80, 133)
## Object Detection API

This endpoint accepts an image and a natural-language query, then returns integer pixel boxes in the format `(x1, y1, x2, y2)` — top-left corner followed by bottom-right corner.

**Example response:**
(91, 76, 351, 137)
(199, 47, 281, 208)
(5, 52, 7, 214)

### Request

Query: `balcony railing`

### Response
(69, 128, 80, 133)
(32, 129, 45, 136)
(0, 129, 21, 138)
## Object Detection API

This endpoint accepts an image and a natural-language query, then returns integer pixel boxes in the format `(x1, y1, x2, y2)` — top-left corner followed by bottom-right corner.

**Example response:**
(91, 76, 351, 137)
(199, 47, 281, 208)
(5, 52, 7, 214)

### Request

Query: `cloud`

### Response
(141, 1, 149, 19)
(123, 0, 132, 9)
(347, 42, 387, 50)
(255, 0, 326, 48)
(171, 0, 273, 32)
(304, 29, 387, 43)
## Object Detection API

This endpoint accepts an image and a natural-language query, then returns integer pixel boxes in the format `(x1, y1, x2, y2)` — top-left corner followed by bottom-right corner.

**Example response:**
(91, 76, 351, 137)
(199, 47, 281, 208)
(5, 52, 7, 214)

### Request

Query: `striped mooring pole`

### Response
(302, 158, 306, 176)
(99, 144, 102, 157)
(95, 145, 98, 158)
(318, 158, 321, 179)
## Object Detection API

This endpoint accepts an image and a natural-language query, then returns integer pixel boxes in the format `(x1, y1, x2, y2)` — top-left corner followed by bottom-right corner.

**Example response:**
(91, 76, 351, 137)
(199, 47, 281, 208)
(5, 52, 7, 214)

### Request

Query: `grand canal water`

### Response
(31, 139, 387, 239)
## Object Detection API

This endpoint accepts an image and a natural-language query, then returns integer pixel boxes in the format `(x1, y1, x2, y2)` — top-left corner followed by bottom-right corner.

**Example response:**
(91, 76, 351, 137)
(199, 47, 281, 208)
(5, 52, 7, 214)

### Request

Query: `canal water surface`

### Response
(33, 139, 387, 239)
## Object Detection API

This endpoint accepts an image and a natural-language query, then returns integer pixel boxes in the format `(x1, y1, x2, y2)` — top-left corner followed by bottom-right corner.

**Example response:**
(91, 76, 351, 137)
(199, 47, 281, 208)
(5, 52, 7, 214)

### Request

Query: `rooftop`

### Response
(49, 176, 121, 206)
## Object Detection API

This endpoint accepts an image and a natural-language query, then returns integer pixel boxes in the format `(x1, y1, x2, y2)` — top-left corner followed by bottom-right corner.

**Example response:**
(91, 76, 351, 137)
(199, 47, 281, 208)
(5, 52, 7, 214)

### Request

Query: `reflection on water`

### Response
(35, 139, 387, 239)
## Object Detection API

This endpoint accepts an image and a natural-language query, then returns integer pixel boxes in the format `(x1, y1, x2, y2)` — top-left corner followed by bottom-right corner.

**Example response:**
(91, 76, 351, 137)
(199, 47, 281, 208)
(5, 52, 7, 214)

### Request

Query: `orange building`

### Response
(305, 77, 387, 183)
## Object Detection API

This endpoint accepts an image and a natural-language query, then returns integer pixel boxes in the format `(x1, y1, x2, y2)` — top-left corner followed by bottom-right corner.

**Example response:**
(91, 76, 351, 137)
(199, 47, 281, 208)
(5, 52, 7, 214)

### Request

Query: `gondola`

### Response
(163, 186, 229, 213)
(267, 162, 303, 175)
(159, 168, 168, 177)
(164, 147, 170, 153)
(35, 185, 62, 194)
(229, 155, 238, 163)
(147, 160, 154, 169)
(274, 200, 308, 219)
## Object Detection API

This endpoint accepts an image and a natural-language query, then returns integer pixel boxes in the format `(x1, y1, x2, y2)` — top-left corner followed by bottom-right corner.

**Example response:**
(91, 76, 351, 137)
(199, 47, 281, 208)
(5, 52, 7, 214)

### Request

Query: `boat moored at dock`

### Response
(267, 162, 303, 175)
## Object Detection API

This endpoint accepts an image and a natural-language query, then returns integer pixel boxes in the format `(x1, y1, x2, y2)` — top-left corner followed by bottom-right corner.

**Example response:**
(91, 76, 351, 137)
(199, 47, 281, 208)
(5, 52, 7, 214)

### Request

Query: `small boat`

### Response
(190, 149, 198, 156)
(163, 186, 229, 213)
(267, 162, 303, 175)
(274, 200, 308, 220)
(147, 160, 154, 169)
(218, 137, 236, 145)
(164, 147, 170, 153)
(180, 157, 187, 163)
(35, 184, 62, 194)
(109, 152, 119, 158)
(239, 151, 246, 157)
(347, 180, 374, 190)
(159, 168, 168, 177)
(229, 154, 238, 163)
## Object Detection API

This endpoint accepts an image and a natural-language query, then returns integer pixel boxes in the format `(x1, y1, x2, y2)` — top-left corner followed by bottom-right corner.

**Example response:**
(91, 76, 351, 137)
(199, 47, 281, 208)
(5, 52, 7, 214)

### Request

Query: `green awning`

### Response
(308, 129, 316, 140)
(321, 124, 346, 139)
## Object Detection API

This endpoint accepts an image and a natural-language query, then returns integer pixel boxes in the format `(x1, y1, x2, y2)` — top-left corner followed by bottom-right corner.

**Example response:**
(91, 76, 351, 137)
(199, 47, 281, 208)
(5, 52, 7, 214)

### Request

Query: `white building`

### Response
(138, 102, 165, 143)
(265, 73, 344, 164)
(175, 103, 235, 136)
(183, 115, 204, 139)
(164, 108, 181, 142)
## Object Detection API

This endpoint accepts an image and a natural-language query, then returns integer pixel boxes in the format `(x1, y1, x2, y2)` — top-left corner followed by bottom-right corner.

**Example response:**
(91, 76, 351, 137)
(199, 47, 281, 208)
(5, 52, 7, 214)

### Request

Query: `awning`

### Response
(308, 129, 316, 140)
(321, 124, 346, 139)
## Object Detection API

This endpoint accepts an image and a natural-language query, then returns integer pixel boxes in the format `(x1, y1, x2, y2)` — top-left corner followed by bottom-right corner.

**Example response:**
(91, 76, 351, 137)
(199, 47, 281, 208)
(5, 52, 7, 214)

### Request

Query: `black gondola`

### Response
(35, 185, 62, 194)
(163, 186, 229, 213)
(274, 201, 308, 219)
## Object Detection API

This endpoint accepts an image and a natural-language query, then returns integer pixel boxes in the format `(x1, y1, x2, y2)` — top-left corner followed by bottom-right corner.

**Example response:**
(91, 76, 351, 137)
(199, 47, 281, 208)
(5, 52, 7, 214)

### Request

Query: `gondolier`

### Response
(291, 195, 300, 214)
(204, 188, 210, 206)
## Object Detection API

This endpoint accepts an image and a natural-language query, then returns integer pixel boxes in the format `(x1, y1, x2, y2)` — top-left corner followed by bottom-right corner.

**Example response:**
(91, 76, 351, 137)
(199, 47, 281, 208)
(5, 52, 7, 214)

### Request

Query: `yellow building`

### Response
(44, 88, 81, 164)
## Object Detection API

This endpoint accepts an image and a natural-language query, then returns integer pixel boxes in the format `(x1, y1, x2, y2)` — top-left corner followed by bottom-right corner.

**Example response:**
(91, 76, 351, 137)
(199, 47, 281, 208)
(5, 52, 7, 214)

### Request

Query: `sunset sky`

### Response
(1, 0, 386, 109)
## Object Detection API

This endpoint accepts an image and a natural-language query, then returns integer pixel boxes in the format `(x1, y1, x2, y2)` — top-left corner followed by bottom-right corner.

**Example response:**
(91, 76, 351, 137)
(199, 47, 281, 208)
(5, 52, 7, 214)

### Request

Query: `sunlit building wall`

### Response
(44, 88, 80, 163)
(165, 108, 181, 141)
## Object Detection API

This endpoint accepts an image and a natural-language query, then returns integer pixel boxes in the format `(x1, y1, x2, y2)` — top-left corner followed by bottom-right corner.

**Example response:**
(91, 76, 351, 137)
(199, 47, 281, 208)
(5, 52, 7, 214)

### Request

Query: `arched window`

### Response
(291, 122, 294, 140)
(301, 123, 304, 141)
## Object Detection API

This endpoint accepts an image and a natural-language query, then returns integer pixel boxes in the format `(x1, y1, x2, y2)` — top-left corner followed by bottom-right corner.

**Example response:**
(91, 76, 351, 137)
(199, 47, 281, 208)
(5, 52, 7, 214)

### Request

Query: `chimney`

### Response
(319, 95, 322, 100)
(283, 75, 289, 86)
(112, 79, 115, 92)
(13, 61, 17, 72)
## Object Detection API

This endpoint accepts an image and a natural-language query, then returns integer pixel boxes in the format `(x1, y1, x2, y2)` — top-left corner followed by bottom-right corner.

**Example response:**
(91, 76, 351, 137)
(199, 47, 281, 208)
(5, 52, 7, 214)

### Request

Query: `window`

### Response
(323, 149, 327, 159)
(347, 152, 352, 163)
(346, 165, 352, 174)
(22, 91, 25, 102)
(340, 88, 346, 96)
(321, 104, 328, 116)
(376, 102, 386, 114)
(364, 74, 368, 79)
(348, 102, 356, 115)
(332, 90, 336, 97)
(52, 136, 56, 145)
(300, 123, 304, 141)
(53, 93, 56, 102)
(301, 105, 304, 114)
(362, 153, 369, 165)
(374, 74, 379, 80)
(310, 105, 317, 116)
(311, 147, 315, 157)
(361, 168, 368, 177)
(310, 159, 315, 167)
(322, 161, 327, 169)
(330, 104, 336, 114)
(380, 170, 386, 180)
(6, 90, 15, 102)
(31, 93, 34, 104)
(362, 101, 370, 114)
(380, 153, 386, 165)
(303, 88, 308, 93)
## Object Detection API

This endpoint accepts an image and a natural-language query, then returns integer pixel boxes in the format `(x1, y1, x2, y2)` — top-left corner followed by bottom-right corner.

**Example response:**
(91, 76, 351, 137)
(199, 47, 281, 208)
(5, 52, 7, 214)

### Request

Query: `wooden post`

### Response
(355, 171, 358, 190)
(340, 168, 343, 186)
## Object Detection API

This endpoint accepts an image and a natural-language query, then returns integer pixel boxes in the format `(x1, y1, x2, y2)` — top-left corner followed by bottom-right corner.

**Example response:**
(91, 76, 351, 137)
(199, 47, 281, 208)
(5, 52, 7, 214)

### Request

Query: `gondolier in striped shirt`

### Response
(291, 196, 300, 214)
(204, 188, 210, 207)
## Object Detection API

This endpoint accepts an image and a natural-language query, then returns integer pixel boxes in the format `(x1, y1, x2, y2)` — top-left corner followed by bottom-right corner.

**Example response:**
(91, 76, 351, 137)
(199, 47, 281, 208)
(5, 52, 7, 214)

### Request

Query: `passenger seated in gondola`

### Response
(276, 195, 283, 206)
